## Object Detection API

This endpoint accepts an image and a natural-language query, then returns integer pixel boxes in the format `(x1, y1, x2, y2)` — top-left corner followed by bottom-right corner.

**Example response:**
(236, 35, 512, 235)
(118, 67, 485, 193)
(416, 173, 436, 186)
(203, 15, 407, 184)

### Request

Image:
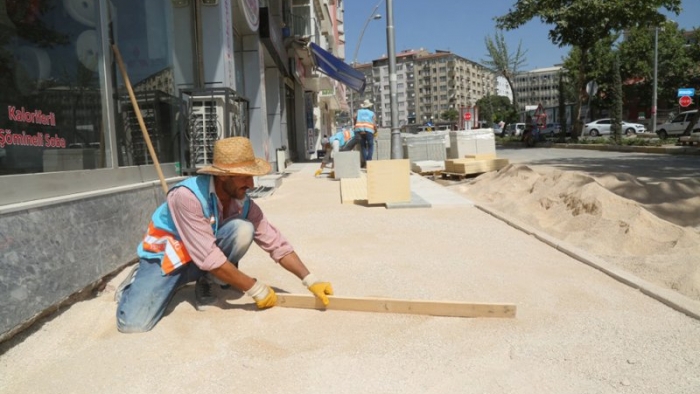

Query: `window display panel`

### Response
(0, 0, 109, 175)
(111, 0, 181, 167)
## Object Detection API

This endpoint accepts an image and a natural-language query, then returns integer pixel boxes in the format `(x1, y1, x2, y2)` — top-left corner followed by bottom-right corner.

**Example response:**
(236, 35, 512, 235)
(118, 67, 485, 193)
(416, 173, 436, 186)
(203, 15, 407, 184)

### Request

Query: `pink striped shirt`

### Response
(167, 186, 294, 271)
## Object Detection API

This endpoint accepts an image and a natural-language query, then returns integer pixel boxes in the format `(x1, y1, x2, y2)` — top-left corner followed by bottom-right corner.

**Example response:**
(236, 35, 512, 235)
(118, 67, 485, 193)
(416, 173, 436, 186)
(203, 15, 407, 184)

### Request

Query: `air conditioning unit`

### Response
(180, 88, 250, 173)
(188, 97, 225, 168)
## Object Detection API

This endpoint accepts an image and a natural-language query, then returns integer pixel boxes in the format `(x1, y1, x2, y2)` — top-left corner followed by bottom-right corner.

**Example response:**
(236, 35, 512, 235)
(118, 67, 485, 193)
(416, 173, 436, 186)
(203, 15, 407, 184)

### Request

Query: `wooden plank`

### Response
(367, 159, 411, 204)
(276, 294, 516, 318)
(464, 153, 497, 160)
(452, 158, 509, 174)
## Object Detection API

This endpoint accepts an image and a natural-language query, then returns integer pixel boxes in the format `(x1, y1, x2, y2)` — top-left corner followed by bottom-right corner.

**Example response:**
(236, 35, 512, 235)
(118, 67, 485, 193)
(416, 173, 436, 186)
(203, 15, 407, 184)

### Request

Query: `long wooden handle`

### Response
(276, 294, 516, 318)
(111, 44, 169, 195)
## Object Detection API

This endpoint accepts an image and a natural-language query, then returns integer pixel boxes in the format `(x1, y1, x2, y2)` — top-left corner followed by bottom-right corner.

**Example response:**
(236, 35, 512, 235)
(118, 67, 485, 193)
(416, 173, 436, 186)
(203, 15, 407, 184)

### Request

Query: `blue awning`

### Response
(309, 42, 366, 93)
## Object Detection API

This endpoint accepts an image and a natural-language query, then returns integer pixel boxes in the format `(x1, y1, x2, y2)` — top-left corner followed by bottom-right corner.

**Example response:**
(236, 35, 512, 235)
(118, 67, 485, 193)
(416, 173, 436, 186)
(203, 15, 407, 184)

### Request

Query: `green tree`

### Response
(440, 109, 459, 122)
(557, 71, 567, 141)
(495, 0, 681, 140)
(476, 95, 518, 127)
(562, 35, 619, 120)
(618, 21, 698, 117)
(481, 30, 528, 112)
(610, 52, 623, 144)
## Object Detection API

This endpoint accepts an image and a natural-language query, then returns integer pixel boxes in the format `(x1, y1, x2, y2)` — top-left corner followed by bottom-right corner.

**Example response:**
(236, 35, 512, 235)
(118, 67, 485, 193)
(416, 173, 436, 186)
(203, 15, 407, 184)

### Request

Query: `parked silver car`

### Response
(583, 118, 645, 136)
(656, 110, 700, 139)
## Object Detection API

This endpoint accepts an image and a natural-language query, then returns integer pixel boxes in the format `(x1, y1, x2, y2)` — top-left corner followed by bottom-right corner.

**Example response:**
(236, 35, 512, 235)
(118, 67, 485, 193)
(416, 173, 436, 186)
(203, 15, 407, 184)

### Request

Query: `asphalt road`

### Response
(494, 146, 700, 181)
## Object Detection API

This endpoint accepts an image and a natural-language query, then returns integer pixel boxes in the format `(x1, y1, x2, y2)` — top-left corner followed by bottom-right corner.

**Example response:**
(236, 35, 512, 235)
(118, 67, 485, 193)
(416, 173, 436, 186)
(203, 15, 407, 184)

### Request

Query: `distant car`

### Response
(656, 110, 700, 139)
(504, 122, 526, 137)
(541, 123, 561, 138)
(491, 123, 505, 137)
(583, 118, 645, 137)
(622, 121, 646, 135)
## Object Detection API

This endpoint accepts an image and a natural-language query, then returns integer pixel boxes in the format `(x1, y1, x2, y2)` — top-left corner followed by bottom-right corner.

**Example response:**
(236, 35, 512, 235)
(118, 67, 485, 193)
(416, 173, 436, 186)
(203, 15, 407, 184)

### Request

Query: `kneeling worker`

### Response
(314, 127, 354, 177)
(116, 136, 333, 333)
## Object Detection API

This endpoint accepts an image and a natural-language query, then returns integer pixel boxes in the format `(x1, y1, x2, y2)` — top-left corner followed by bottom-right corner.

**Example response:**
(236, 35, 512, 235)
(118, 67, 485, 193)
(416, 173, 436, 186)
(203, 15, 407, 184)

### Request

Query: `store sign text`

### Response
(8, 106, 56, 126)
(3, 105, 66, 148)
(0, 131, 66, 148)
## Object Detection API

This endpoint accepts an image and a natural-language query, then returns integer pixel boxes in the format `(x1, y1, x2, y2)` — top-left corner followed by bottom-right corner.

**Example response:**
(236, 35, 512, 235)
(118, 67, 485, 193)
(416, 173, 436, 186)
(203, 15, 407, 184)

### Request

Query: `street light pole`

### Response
(652, 26, 659, 134)
(349, 1, 383, 124)
(386, 0, 402, 159)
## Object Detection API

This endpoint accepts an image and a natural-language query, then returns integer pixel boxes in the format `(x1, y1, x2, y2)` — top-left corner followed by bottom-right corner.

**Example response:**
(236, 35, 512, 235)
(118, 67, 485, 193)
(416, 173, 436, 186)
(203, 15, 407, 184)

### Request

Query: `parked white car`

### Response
(583, 118, 645, 136)
(504, 123, 526, 137)
(656, 110, 700, 139)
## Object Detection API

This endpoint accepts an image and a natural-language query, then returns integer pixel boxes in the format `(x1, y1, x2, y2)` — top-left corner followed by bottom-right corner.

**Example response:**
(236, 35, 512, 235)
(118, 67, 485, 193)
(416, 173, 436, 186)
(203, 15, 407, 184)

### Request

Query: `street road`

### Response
(494, 146, 700, 182)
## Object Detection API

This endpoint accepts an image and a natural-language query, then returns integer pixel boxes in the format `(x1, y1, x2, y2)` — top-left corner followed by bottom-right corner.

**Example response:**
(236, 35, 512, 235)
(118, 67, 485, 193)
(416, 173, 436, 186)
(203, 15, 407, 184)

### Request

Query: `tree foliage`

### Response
(475, 95, 518, 127)
(495, 0, 682, 139)
(482, 30, 528, 111)
(618, 21, 700, 111)
(610, 52, 623, 144)
(440, 109, 459, 122)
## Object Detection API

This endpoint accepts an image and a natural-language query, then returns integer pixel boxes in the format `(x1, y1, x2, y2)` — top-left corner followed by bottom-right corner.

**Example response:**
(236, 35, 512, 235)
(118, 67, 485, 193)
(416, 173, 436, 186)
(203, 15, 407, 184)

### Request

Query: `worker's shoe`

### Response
(195, 276, 218, 311)
(114, 264, 138, 303)
(314, 169, 322, 177)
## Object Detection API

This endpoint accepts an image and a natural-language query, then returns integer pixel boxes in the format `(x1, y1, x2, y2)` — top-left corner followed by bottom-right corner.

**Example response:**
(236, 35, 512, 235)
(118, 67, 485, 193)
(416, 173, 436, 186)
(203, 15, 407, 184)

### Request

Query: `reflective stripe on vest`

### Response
(142, 222, 192, 275)
(140, 195, 252, 275)
(355, 121, 375, 131)
(343, 129, 351, 141)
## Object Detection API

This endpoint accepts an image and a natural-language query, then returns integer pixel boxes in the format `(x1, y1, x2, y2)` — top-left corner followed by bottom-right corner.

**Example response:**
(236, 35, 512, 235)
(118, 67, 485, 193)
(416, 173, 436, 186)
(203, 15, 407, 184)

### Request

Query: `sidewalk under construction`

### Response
(1, 163, 699, 394)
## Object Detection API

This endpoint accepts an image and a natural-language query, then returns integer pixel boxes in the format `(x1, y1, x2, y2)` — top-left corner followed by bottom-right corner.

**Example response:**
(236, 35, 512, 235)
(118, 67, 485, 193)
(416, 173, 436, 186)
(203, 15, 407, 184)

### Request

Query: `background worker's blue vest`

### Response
(354, 109, 375, 134)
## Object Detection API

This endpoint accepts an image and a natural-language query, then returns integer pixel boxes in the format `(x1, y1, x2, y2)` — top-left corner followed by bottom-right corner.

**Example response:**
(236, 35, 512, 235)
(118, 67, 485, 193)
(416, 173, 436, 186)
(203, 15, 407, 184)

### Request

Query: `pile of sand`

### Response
(450, 164, 700, 301)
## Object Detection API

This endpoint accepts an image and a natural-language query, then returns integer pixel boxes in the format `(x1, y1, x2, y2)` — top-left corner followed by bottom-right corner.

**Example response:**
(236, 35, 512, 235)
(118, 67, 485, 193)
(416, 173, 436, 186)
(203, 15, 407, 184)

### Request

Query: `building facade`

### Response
(512, 66, 563, 113)
(0, 0, 355, 341)
(349, 49, 496, 128)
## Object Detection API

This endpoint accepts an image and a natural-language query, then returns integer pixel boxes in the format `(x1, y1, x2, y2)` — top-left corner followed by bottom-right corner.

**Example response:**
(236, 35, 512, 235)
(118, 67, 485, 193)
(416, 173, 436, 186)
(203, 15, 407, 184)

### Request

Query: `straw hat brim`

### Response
(197, 157, 271, 176)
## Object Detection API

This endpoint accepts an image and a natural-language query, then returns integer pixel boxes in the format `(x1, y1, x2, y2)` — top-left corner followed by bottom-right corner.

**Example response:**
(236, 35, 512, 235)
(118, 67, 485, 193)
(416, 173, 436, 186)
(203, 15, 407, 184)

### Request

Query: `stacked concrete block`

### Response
(448, 129, 496, 159)
(334, 150, 362, 179)
(402, 132, 448, 163)
(372, 128, 392, 161)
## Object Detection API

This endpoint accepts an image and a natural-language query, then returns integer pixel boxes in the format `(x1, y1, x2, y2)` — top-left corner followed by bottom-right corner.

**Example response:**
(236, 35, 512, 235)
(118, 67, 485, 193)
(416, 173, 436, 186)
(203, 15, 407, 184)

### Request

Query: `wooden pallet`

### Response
(441, 171, 481, 180)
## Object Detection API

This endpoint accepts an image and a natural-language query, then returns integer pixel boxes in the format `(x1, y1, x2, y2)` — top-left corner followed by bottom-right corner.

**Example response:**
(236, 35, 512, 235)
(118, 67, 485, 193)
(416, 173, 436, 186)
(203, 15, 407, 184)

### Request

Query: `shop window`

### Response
(112, 0, 181, 167)
(0, 0, 111, 175)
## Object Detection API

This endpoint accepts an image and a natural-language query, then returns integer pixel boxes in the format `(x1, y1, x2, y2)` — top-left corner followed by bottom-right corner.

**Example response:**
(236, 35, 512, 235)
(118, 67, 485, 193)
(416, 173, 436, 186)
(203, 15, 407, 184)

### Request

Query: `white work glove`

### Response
(245, 280, 277, 309)
(302, 273, 334, 306)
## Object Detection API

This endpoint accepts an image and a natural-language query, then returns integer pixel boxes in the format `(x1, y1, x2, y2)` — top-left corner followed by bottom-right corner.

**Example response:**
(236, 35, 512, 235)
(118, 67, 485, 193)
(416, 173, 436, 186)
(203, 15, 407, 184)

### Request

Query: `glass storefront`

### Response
(0, 0, 188, 176)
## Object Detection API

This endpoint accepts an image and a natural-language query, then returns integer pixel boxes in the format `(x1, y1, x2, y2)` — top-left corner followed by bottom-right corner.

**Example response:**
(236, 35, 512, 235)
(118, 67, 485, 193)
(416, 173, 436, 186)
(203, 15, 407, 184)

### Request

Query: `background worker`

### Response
(353, 99, 377, 163)
(115, 137, 333, 333)
(315, 127, 354, 177)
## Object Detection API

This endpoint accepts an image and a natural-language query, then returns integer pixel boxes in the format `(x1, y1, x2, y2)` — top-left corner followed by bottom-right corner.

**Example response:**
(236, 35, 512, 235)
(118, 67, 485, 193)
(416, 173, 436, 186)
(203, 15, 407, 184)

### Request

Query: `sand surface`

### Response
(449, 163, 700, 302)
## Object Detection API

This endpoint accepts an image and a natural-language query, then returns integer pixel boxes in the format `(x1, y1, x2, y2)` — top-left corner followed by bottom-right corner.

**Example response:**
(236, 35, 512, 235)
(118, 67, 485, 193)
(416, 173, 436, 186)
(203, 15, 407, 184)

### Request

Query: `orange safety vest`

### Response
(141, 222, 193, 275)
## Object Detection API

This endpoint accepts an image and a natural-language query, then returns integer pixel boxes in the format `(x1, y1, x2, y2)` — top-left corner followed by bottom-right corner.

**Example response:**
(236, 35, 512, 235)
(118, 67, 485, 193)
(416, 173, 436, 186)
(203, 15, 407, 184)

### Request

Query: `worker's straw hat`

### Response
(197, 137, 271, 176)
(360, 99, 373, 108)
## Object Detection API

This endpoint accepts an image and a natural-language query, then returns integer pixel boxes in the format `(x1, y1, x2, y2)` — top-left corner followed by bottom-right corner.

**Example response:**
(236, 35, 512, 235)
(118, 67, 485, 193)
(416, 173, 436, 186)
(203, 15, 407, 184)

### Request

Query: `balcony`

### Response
(285, 10, 321, 44)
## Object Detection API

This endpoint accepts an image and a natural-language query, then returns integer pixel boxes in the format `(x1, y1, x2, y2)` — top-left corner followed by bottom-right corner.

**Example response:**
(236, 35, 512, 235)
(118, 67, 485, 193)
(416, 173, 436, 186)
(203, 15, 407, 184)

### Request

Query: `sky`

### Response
(344, 0, 700, 70)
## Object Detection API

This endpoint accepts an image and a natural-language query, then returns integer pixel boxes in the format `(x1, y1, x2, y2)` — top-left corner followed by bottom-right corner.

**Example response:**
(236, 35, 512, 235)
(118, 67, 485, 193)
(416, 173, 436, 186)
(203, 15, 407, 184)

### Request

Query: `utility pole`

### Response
(386, 0, 402, 159)
(652, 26, 659, 134)
(350, 3, 382, 125)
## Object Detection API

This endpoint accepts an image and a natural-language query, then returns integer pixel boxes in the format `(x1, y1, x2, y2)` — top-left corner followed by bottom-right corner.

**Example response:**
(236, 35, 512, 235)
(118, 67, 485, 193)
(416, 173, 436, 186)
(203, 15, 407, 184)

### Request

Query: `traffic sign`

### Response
(464, 112, 472, 121)
(679, 96, 692, 107)
(678, 88, 695, 97)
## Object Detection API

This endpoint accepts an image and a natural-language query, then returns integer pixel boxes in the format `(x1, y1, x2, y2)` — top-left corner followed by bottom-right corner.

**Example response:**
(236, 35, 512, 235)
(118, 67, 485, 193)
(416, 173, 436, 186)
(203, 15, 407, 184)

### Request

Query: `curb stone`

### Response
(473, 204, 700, 321)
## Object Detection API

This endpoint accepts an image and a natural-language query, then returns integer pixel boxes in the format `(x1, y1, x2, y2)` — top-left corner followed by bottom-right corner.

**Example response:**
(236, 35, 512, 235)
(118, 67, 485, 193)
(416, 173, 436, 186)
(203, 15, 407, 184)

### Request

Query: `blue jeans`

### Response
(116, 218, 255, 333)
(360, 132, 374, 161)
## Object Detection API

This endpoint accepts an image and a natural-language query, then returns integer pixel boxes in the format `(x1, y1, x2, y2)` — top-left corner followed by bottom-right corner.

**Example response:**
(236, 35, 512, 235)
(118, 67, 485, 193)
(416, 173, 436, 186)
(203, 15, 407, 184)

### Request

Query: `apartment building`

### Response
(512, 66, 563, 112)
(351, 49, 496, 127)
